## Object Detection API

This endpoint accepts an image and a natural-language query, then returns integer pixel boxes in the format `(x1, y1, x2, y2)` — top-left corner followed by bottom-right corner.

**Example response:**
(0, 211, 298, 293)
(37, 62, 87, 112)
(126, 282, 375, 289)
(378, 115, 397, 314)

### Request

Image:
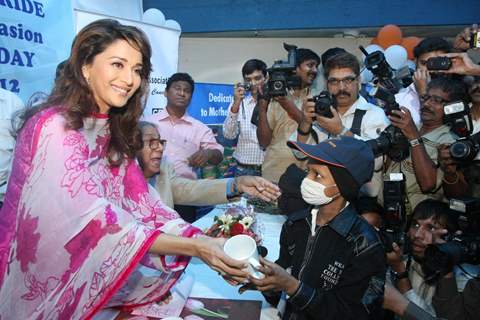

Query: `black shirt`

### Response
(264, 204, 386, 320)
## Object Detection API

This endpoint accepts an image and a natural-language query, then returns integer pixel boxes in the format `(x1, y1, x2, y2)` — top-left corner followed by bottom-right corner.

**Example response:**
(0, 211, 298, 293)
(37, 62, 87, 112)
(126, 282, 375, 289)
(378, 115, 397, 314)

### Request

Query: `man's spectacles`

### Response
(145, 139, 166, 150)
(327, 75, 357, 86)
(419, 94, 450, 105)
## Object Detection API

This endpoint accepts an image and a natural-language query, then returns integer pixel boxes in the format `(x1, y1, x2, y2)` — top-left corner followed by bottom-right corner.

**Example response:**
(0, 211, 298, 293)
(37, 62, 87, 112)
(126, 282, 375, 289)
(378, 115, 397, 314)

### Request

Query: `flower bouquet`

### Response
(204, 206, 262, 244)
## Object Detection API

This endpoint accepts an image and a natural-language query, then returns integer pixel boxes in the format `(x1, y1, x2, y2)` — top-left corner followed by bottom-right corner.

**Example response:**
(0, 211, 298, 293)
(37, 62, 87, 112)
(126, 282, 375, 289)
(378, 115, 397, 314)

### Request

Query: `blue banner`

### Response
(0, 1, 74, 104)
(188, 82, 234, 125)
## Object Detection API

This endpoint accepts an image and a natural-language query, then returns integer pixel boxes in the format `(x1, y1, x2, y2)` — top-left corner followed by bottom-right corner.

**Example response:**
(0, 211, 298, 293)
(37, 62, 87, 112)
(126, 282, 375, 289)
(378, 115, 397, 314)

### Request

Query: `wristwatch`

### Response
(408, 137, 423, 147)
(392, 269, 409, 281)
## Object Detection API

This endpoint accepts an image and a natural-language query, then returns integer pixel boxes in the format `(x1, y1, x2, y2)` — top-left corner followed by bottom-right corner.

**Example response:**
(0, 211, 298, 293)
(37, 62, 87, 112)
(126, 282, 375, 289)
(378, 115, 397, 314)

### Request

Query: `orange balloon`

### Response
(370, 37, 379, 45)
(401, 36, 422, 60)
(377, 24, 403, 49)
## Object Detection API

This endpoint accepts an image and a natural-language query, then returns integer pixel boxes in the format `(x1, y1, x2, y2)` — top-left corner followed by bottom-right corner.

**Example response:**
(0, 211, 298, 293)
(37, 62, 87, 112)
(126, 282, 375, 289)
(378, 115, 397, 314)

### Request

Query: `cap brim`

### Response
(287, 141, 345, 169)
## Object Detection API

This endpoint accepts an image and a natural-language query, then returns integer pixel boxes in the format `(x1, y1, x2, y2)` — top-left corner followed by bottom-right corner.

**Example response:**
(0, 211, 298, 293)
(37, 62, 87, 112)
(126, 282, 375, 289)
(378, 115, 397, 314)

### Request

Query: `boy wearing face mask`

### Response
(249, 137, 386, 320)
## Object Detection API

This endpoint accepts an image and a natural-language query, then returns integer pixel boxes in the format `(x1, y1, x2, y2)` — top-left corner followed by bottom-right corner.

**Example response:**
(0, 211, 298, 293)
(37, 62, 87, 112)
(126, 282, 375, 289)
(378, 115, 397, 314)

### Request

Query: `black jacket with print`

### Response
(263, 205, 386, 320)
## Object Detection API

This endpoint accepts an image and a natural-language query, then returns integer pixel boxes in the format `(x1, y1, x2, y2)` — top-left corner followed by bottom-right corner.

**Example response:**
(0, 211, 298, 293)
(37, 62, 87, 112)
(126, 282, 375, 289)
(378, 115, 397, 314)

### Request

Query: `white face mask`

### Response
(300, 177, 338, 206)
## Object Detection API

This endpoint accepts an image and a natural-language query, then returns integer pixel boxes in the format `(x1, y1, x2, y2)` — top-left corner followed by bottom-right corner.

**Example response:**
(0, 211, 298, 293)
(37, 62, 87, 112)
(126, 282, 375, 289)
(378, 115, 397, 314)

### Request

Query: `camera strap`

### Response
(350, 109, 367, 136)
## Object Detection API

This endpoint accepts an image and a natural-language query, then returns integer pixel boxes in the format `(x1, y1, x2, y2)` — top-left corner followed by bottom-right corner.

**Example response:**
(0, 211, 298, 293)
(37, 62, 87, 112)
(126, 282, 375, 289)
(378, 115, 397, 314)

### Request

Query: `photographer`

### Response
(257, 48, 320, 183)
(386, 200, 456, 315)
(395, 37, 452, 126)
(383, 77, 465, 210)
(293, 52, 389, 197)
(223, 59, 267, 176)
(438, 76, 480, 199)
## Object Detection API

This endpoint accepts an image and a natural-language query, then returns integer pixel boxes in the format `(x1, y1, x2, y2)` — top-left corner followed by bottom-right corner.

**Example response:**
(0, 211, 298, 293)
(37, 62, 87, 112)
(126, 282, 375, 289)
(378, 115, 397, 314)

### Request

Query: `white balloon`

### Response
(406, 59, 416, 71)
(360, 68, 373, 83)
(385, 45, 408, 70)
(165, 19, 182, 31)
(143, 8, 165, 26)
(364, 44, 384, 54)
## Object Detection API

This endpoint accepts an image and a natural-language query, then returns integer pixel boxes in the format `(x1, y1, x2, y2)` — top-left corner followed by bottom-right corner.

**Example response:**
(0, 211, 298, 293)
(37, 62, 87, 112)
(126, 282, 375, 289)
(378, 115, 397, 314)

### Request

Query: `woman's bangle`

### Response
(297, 125, 311, 136)
(442, 171, 459, 184)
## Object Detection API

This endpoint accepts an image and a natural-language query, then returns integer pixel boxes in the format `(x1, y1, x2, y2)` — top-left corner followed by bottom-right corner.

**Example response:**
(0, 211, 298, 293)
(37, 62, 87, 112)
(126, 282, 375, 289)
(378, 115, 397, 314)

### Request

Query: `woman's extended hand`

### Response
(195, 235, 250, 284)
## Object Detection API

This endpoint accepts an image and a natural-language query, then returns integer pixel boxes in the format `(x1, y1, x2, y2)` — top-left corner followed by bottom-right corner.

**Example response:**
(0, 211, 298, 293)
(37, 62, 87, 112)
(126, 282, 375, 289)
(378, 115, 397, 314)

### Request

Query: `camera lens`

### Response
(450, 141, 470, 159)
(273, 80, 284, 91)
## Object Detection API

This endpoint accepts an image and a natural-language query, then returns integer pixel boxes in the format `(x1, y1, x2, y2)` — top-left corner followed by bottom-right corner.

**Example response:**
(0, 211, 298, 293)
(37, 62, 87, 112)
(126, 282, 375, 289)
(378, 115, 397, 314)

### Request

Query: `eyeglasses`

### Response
(144, 138, 166, 150)
(419, 94, 450, 105)
(327, 76, 357, 86)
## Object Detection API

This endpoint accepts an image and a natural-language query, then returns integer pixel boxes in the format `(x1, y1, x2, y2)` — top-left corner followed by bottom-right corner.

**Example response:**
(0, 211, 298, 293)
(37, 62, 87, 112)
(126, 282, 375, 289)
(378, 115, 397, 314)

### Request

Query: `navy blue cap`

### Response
(287, 136, 374, 187)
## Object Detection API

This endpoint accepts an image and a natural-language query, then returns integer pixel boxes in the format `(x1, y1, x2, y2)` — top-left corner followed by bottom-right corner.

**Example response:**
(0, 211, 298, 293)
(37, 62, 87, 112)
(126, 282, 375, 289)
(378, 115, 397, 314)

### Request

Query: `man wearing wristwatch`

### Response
(292, 52, 389, 197)
(382, 77, 467, 210)
(384, 199, 479, 317)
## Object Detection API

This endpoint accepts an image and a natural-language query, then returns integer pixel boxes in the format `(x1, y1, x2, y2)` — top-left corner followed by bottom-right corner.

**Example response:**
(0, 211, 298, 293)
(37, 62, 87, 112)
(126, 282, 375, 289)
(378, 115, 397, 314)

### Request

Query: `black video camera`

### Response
(265, 43, 301, 97)
(422, 197, 480, 284)
(311, 91, 336, 118)
(359, 45, 412, 94)
(443, 101, 480, 163)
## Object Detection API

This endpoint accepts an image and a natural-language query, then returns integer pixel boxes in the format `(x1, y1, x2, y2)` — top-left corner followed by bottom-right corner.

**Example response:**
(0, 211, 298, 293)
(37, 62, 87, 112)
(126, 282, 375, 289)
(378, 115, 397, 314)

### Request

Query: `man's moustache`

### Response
(334, 91, 350, 97)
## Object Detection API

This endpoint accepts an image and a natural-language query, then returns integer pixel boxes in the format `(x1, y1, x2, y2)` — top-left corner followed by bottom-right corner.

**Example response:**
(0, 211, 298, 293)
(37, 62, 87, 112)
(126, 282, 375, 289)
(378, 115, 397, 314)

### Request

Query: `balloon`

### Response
(377, 24, 403, 49)
(364, 44, 384, 54)
(165, 19, 182, 31)
(360, 68, 373, 83)
(401, 36, 422, 60)
(143, 8, 165, 26)
(370, 37, 379, 45)
(406, 59, 416, 71)
(385, 45, 408, 70)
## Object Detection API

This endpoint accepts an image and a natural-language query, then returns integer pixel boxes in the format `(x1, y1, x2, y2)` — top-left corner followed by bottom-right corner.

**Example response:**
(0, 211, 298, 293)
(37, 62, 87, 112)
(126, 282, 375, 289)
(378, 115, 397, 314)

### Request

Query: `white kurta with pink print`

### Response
(0, 107, 201, 320)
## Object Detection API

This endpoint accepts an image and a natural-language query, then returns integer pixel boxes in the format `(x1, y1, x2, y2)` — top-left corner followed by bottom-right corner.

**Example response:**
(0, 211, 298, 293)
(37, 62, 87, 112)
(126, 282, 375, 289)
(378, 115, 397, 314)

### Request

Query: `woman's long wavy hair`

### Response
(20, 19, 152, 166)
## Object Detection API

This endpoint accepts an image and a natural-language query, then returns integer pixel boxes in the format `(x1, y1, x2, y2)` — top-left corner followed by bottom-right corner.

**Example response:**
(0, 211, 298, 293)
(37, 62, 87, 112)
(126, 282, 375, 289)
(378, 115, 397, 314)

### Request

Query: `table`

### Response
(186, 206, 286, 320)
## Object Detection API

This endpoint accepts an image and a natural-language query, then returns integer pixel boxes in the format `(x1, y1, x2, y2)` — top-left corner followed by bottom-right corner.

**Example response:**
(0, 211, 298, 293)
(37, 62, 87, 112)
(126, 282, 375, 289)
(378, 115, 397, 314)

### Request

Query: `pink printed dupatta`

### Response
(0, 107, 201, 319)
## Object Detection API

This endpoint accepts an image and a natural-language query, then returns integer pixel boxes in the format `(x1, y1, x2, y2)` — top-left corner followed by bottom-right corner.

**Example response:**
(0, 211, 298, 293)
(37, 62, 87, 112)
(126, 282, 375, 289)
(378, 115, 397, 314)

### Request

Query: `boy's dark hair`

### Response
(413, 37, 451, 59)
(296, 48, 320, 67)
(409, 199, 457, 232)
(324, 52, 360, 78)
(166, 72, 195, 93)
(427, 76, 469, 103)
(242, 59, 268, 77)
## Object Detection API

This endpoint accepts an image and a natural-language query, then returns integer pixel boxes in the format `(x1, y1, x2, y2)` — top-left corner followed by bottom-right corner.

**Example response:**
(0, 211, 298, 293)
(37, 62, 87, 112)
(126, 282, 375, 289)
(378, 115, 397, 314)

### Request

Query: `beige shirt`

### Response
(262, 89, 309, 183)
(383, 125, 456, 211)
(152, 161, 228, 208)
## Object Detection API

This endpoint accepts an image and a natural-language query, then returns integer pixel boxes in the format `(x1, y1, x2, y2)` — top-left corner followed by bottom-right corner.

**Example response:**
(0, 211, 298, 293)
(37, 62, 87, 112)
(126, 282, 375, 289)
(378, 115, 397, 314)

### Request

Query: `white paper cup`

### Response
(223, 234, 264, 279)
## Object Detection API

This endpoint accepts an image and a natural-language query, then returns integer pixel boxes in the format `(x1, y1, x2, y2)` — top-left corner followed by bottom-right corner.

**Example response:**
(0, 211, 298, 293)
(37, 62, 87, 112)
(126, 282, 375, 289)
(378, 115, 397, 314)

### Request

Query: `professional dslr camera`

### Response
(359, 45, 413, 94)
(264, 43, 301, 97)
(310, 91, 336, 118)
(365, 86, 410, 162)
(443, 101, 480, 163)
(422, 197, 480, 284)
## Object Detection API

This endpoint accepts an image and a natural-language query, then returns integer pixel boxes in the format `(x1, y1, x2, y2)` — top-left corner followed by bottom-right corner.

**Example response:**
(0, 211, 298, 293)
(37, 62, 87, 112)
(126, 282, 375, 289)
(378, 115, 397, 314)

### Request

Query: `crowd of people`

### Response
(0, 18, 479, 320)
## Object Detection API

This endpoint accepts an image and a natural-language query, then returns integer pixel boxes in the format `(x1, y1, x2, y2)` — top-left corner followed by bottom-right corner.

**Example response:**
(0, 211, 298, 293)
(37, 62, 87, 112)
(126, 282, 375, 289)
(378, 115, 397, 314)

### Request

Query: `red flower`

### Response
(230, 222, 245, 236)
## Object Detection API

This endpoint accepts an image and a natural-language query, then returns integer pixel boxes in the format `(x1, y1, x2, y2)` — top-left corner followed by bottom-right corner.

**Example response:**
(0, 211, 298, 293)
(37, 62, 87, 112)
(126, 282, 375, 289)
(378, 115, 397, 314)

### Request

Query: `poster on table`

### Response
(0, 0, 74, 104)
(75, 9, 180, 116)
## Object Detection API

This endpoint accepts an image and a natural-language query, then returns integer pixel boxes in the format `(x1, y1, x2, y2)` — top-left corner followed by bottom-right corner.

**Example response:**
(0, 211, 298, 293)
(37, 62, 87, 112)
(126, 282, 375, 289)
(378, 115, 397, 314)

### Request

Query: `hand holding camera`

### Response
(453, 24, 479, 51)
(388, 107, 419, 140)
(413, 68, 431, 95)
(300, 95, 316, 125)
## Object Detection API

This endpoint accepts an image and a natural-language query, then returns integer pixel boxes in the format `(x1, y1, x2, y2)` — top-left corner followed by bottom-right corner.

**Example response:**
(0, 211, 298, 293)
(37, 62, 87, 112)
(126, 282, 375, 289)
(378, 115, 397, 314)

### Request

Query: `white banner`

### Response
(75, 9, 180, 116)
(0, 1, 74, 104)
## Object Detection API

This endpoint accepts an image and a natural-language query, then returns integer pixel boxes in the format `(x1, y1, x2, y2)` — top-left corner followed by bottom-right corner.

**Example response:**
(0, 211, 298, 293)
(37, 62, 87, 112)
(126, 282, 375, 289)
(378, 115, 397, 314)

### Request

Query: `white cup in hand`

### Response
(223, 234, 264, 279)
